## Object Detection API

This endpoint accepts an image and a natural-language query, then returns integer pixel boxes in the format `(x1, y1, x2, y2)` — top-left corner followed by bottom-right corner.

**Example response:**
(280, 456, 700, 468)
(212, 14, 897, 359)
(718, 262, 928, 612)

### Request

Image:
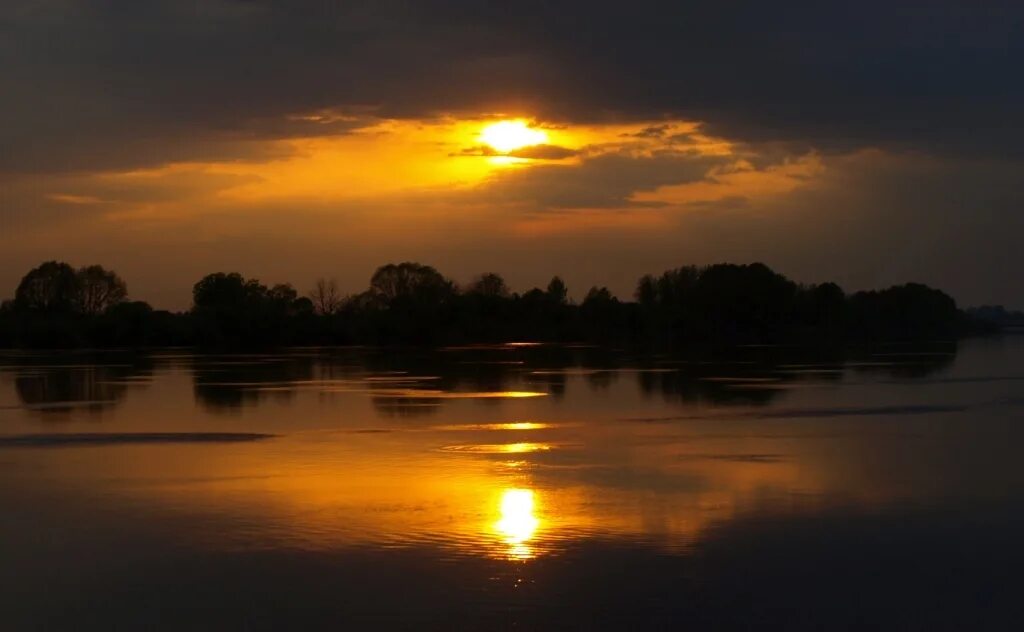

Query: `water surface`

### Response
(2, 339, 1023, 629)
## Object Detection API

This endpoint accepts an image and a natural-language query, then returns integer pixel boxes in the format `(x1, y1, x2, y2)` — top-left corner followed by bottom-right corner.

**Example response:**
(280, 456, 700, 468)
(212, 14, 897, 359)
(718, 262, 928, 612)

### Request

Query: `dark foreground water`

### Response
(1, 338, 1023, 630)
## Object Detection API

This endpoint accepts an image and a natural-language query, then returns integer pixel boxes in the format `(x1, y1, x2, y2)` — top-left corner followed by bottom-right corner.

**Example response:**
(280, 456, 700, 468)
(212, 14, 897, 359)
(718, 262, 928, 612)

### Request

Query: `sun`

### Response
(480, 120, 548, 153)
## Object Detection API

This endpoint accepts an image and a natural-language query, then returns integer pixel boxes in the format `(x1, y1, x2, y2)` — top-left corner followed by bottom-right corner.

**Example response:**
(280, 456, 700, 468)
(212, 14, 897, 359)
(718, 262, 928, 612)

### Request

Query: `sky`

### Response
(2, 0, 1023, 310)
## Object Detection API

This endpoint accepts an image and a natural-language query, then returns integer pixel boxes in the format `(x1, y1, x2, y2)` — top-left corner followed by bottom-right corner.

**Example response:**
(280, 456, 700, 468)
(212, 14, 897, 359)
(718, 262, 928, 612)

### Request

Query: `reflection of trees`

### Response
(360, 345, 633, 416)
(183, 342, 961, 416)
(528, 372, 567, 399)
(191, 356, 317, 411)
(361, 345, 615, 417)
(586, 370, 617, 391)
(636, 365, 785, 406)
(371, 396, 443, 418)
(363, 349, 509, 418)
(13, 353, 153, 416)
(635, 343, 960, 407)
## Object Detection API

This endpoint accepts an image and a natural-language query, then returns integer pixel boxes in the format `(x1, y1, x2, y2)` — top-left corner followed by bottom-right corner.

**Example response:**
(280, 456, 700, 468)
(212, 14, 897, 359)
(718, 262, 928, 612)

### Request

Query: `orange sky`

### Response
(1, 112, 1021, 311)
(2, 115, 851, 309)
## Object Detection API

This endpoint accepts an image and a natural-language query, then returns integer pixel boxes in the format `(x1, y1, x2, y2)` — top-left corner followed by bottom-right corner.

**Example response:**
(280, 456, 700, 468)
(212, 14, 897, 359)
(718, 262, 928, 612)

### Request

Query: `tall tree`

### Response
(14, 261, 79, 312)
(309, 277, 343, 315)
(192, 272, 257, 309)
(75, 265, 127, 315)
(369, 262, 454, 306)
(468, 273, 510, 298)
(546, 276, 568, 304)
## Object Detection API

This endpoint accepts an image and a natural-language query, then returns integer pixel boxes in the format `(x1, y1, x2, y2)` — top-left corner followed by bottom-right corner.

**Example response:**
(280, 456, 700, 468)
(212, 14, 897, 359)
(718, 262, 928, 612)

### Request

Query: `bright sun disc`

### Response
(480, 120, 548, 153)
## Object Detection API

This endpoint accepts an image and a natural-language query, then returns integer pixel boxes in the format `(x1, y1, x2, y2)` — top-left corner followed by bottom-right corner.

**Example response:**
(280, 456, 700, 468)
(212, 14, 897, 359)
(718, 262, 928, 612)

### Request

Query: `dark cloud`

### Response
(509, 145, 578, 160)
(453, 144, 577, 160)
(3, 0, 1023, 173)
(467, 150, 729, 210)
(623, 126, 673, 139)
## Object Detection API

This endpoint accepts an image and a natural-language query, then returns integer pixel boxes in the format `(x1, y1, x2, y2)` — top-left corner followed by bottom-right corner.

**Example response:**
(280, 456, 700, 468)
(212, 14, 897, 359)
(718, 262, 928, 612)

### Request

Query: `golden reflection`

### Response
(488, 391, 547, 399)
(500, 442, 550, 454)
(494, 488, 540, 560)
(20, 401, 850, 561)
(432, 422, 554, 431)
(440, 442, 553, 454)
(368, 389, 547, 399)
(492, 422, 549, 431)
(480, 120, 548, 153)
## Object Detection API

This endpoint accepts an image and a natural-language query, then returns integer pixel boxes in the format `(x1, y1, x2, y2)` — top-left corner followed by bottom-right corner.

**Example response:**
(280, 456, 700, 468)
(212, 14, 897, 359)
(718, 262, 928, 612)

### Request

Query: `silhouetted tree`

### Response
(584, 286, 613, 304)
(268, 283, 297, 304)
(635, 263, 798, 343)
(193, 272, 254, 309)
(468, 273, 510, 298)
(689, 263, 798, 341)
(454, 273, 514, 342)
(75, 265, 127, 315)
(309, 277, 343, 315)
(849, 283, 961, 339)
(90, 301, 189, 347)
(580, 286, 636, 340)
(547, 276, 568, 304)
(191, 273, 310, 347)
(636, 274, 658, 307)
(795, 282, 847, 336)
(369, 262, 454, 306)
(15, 261, 79, 312)
(364, 263, 457, 344)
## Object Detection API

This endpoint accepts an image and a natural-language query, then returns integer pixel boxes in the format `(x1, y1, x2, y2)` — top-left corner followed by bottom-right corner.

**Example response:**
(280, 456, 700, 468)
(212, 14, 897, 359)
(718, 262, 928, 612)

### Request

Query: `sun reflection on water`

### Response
(494, 488, 540, 561)
(440, 442, 553, 454)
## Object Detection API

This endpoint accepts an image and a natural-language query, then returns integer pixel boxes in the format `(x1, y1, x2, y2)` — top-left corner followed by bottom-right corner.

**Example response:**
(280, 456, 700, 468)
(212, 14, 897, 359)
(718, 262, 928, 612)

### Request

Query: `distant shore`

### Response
(1, 260, 1013, 350)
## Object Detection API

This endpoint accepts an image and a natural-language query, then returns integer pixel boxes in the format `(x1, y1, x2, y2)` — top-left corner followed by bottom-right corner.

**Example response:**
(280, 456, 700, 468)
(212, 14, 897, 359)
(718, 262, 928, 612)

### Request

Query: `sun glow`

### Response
(480, 120, 548, 153)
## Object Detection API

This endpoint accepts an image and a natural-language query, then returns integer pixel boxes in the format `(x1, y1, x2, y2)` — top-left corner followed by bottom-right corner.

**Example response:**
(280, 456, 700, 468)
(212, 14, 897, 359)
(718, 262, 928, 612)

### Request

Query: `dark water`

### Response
(1, 338, 1023, 630)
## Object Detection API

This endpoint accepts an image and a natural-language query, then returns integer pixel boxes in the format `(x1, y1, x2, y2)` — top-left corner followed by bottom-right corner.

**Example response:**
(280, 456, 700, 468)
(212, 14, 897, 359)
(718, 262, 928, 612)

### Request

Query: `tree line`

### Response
(0, 260, 997, 349)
